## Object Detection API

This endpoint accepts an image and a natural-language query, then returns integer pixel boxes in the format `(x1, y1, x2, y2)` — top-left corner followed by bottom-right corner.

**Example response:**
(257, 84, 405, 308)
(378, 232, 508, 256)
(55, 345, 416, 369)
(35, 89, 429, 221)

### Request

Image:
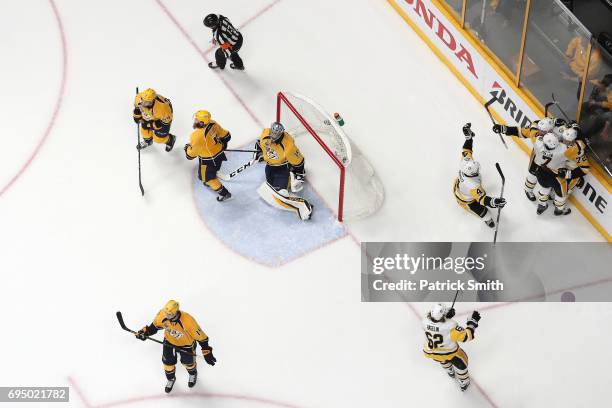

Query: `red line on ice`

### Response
(154, 0, 269, 129)
(0, 0, 67, 198)
(67, 376, 304, 408)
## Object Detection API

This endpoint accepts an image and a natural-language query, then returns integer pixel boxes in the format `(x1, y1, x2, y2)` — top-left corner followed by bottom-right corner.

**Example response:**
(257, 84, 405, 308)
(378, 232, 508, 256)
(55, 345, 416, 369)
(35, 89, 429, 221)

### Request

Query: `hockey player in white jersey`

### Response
(422, 304, 481, 392)
(492, 116, 562, 201)
(533, 132, 574, 215)
(453, 123, 506, 228)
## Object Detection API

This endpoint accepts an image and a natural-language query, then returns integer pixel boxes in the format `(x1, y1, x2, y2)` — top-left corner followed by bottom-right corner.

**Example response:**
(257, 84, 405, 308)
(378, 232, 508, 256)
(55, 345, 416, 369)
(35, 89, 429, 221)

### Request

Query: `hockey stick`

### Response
(116, 311, 200, 358)
(544, 101, 555, 117)
(136, 87, 145, 196)
(551, 93, 571, 122)
(225, 149, 258, 153)
(493, 162, 505, 245)
(484, 97, 508, 149)
(450, 289, 460, 309)
(217, 158, 257, 181)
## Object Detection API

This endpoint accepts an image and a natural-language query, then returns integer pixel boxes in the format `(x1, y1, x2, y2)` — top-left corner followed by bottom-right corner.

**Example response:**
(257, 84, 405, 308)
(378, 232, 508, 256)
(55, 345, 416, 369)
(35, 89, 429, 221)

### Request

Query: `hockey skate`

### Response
(460, 382, 470, 392)
(230, 63, 244, 70)
(208, 62, 223, 70)
(188, 371, 198, 388)
(524, 190, 536, 202)
(216, 191, 232, 202)
(536, 204, 548, 215)
(136, 139, 152, 151)
(484, 218, 495, 228)
(165, 378, 176, 393)
(554, 207, 571, 216)
(446, 368, 455, 379)
(165, 134, 176, 152)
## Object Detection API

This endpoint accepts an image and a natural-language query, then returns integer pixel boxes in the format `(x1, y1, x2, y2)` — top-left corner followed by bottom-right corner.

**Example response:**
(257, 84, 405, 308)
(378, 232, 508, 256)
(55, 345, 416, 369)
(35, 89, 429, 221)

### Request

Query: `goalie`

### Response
(254, 122, 313, 220)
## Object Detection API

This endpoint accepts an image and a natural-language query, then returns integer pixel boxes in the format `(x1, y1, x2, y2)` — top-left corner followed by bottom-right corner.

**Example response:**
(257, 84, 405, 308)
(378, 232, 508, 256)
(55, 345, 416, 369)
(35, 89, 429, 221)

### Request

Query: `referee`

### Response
(204, 14, 244, 70)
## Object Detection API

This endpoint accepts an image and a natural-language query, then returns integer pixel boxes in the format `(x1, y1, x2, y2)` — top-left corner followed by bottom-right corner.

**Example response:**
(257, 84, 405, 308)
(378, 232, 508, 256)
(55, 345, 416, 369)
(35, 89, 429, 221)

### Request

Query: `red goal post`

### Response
(276, 91, 346, 221)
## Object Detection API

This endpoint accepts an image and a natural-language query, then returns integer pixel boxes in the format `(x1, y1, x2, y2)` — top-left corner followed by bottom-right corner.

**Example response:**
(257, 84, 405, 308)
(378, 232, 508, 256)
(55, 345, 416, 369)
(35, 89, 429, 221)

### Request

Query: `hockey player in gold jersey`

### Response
(454, 124, 506, 228)
(493, 116, 562, 201)
(254, 122, 313, 220)
(133, 88, 176, 152)
(135, 300, 216, 393)
(184, 110, 232, 202)
(422, 303, 481, 391)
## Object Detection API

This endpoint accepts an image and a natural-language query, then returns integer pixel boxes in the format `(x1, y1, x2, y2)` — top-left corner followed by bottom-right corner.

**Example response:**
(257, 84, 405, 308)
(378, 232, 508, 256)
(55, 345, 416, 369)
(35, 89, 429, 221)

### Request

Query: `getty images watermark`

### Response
(361, 242, 612, 302)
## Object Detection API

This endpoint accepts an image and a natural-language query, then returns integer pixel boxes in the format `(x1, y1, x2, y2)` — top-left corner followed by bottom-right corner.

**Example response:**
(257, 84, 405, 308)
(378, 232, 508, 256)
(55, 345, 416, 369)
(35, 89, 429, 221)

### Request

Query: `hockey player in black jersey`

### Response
(203, 14, 244, 70)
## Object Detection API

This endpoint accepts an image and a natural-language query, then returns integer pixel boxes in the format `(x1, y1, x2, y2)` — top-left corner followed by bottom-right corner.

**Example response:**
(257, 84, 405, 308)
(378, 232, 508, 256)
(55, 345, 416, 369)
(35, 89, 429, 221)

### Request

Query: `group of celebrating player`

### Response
(454, 115, 590, 228)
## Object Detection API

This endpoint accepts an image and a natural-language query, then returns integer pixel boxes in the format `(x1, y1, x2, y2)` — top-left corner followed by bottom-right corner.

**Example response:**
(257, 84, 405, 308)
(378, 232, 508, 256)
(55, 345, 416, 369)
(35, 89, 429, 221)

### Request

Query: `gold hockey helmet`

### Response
(140, 88, 157, 108)
(162, 300, 180, 318)
(194, 110, 212, 125)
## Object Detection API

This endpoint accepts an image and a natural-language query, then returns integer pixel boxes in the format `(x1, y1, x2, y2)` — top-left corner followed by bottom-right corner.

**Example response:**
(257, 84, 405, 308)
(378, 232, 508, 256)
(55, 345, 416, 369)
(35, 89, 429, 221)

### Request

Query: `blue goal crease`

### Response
(192, 151, 347, 267)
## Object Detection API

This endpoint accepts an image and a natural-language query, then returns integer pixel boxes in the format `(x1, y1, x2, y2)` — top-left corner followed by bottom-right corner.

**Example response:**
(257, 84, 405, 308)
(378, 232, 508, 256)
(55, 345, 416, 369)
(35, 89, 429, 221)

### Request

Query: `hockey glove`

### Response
(202, 347, 216, 366)
(253, 143, 264, 163)
(490, 197, 506, 208)
(141, 121, 154, 130)
(554, 118, 566, 127)
(492, 124, 508, 134)
(462, 123, 474, 139)
(184, 144, 196, 160)
(445, 308, 455, 319)
(133, 108, 142, 123)
(135, 327, 148, 341)
(471, 311, 481, 322)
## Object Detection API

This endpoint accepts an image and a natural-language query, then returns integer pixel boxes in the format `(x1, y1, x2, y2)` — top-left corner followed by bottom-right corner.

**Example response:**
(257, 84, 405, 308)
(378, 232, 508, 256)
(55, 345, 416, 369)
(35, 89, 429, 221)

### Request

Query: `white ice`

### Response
(0, 0, 608, 407)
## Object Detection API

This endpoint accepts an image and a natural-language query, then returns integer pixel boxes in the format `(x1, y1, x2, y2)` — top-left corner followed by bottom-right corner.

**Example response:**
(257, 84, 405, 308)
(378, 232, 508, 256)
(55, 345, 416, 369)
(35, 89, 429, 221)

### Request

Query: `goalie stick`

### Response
(136, 87, 144, 196)
(484, 97, 508, 149)
(217, 158, 258, 181)
(116, 311, 200, 358)
(493, 162, 505, 245)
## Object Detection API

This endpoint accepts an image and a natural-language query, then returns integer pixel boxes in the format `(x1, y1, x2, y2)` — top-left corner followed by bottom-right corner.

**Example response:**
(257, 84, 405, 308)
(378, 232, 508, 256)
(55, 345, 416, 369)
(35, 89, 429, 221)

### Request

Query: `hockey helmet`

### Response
(543, 133, 559, 150)
(460, 158, 480, 177)
(270, 122, 285, 142)
(194, 110, 212, 125)
(561, 126, 577, 143)
(430, 303, 447, 321)
(203, 14, 219, 28)
(163, 300, 180, 318)
(536, 117, 555, 133)
(140, 88, 157, 108)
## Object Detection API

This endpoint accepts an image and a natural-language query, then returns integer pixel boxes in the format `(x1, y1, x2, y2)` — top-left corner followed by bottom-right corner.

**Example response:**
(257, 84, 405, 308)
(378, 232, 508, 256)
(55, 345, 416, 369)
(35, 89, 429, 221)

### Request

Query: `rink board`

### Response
(192, 151, 347, 267)
(388, 0, 611, 241)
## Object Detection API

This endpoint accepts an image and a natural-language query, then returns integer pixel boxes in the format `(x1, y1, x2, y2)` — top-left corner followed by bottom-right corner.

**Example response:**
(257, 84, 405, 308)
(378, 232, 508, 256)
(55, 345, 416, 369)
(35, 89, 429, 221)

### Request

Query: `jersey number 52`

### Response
(425, 332, 443, 349)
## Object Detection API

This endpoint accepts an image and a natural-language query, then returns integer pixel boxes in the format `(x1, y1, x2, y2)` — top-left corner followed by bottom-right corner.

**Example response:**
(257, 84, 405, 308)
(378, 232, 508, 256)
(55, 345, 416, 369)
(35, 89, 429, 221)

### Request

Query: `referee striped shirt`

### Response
(213, 15, 240, 47)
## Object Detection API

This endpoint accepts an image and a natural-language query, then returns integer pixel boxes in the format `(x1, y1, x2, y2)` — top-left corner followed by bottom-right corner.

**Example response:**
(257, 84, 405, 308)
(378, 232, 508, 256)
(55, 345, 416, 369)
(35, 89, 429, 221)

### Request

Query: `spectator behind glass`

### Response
(561, 36, 602, 99)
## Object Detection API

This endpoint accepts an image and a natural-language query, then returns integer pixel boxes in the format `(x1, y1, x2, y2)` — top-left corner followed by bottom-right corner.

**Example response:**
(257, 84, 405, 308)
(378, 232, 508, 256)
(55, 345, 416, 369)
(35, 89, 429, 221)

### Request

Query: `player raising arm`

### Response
(184, 110, 232, 202)
(135, 300, 216, 393)
(423, 304, 481, 392)
(133, 88, 176, 152)
(492, 117, 562, 201)
(454, 124, 506, 228)
(254, 122, 313, 221)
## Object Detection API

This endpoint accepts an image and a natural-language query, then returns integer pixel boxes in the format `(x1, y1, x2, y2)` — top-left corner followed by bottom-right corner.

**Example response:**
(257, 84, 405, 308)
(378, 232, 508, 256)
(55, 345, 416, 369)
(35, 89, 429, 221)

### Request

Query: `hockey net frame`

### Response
(276, 91, 387, 222)
(277, 92, 346, 221)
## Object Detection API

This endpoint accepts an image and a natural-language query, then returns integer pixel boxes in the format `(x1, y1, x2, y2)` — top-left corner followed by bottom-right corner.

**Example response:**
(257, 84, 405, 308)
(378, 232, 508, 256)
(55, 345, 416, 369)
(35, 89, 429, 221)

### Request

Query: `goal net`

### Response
(276, 91, 384, 221)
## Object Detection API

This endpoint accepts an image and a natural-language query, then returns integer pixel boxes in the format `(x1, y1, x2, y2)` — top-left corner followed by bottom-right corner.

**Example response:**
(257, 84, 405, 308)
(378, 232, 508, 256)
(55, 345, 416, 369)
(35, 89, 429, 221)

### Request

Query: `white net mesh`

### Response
(277, 91, 384, 221)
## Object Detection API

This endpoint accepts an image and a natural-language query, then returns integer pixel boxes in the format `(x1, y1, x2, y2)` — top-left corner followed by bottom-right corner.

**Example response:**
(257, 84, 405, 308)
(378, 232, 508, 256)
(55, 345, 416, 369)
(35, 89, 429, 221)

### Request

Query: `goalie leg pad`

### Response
(257, 182, 313, 221)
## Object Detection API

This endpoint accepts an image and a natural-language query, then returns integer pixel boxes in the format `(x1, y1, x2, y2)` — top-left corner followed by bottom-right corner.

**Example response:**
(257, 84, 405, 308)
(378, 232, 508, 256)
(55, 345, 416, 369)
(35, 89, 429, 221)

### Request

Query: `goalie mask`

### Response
(270, 122, 285, 142)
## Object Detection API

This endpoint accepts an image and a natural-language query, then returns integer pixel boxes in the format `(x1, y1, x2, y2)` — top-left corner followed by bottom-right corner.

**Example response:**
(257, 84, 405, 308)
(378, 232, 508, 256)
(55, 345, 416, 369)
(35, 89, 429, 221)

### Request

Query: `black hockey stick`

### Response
(136, 87, 145, 196)
(544, 101, 555, 117)
(225, 148, 258, 153)
(217, 158, 258, 181)
(116, 311, 200, 358)
(493, 162, 505, 245)
(551, 93, 571, 122)
(450, 289, 461, 309)
(484, 97, 508, 149)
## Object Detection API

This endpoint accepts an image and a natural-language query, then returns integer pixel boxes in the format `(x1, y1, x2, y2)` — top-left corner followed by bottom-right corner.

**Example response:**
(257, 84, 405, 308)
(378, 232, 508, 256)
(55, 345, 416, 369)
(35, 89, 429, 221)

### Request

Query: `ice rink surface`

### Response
(0, 0, 609, 407)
